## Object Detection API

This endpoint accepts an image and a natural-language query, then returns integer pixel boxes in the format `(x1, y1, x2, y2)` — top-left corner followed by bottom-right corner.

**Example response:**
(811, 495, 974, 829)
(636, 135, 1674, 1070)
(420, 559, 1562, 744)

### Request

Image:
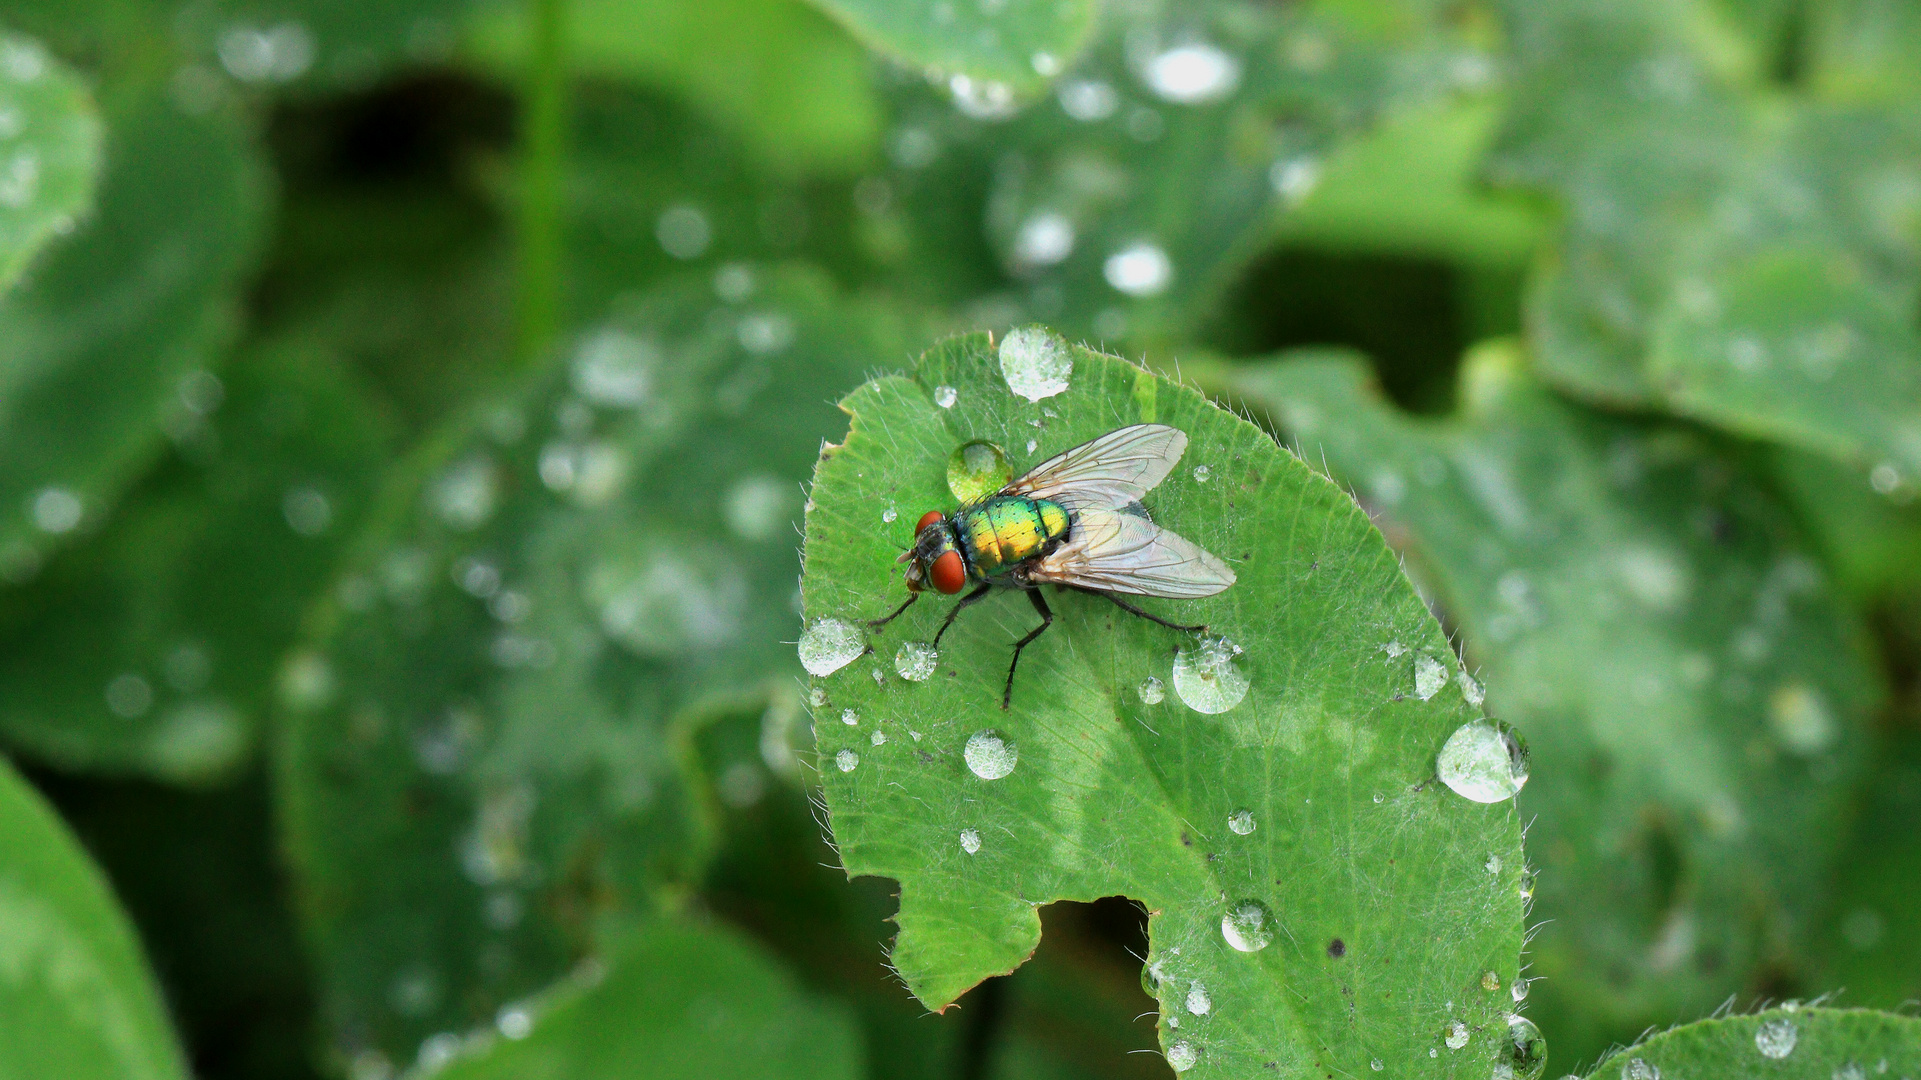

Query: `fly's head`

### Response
(901, 510, 967, 595)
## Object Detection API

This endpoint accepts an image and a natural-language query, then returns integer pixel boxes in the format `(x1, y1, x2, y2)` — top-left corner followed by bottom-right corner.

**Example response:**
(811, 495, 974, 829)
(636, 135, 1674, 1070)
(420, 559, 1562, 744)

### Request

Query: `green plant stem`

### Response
(515, 0, 566, 367)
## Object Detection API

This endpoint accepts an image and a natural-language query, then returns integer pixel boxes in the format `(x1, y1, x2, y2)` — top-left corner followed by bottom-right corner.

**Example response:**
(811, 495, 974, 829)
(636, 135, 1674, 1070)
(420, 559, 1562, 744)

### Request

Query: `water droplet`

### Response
(895, 642, 938, 681)
(496, 1005, 532, 1040)
(964, 730, 1018, 780)
(1485, 854, 1502, 874)
(430, 456, 499, 531)
(656, 203, 711, 260)
(882, 506, 898, 523)
(999, 327, 1072, 401)
(1271, 156, 1322, 204)
(29, 486, 81, 533)
(870, 730, 887, 746)
(798, 618, 865, 676)
(1414, 654, 1448, 700)
(1370, 1060, 1384, 1072)
(1382, 641, 1408, 658)
(1143, 42, 1241, 104)
(807, 687, 828, 709)
(571, 328, 657, 407)
(1031, 51, 1060, 76)
(1511, 978, 1529, 1003)
(1755, 1018, 1798, 1059)
(934, 385, 958, 408)
(948, 440, 1012, 502)
(1458, 671, 1486, 706)
(1057, 79, 1119, 121)
(1185, 981, 1211, 1014)
(1437, 721, 1530, 803)
(840, 708, 859, 726)
(1138, 676, 1165, 704)
(1173, 637, 1249, 714)
(1506, 1014, 1547, 1080)
(835, 748, 859, 773)
(1770, 682, 1836, 755)
(1622, 1058, 1660, 1080)
(1014, 212, 1075, 266)
(1481, 970, 1500, 991)
(960, 828, 981, 854)
(1192, 464, 1211, 483)
(1227, 809, 1255, 835)
(1167, 1040, 1199, 1072)
(1444, 1020, 1470, 1050)
(1220, 899, 1274, 952)
(1103, 242, 1172, 297)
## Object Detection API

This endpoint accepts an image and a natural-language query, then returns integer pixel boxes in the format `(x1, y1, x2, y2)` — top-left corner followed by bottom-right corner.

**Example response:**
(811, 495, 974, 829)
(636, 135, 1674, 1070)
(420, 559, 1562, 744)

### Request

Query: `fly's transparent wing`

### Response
(1030, 507, 1235, 598)
(1005, 424, 1187, 510)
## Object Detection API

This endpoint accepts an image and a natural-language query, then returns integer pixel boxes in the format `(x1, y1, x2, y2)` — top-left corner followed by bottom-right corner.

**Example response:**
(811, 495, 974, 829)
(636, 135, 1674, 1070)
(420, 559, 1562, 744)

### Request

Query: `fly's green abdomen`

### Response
(958, 496, 1070, 580)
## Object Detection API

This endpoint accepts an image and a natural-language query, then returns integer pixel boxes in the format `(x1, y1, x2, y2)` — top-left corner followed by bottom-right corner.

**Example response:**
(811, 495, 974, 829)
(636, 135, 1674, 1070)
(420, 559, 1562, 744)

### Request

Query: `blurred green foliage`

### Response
(0, 0, 1914, 1078)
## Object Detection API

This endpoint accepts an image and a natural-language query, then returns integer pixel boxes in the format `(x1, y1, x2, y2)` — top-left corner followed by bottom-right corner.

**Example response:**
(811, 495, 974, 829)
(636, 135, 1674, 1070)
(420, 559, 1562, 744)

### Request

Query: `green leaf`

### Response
(277, 266, 930, 1067)
(0, 85, 267, 579)
(0, 756, 189, 1080)
(1808, 0, 1921, 102)
(0, 332, 396, 781)
(866, 0, 1496, 342)
(464, 0, 883, 175)
(1232, 346, 1882, 1066)
(1769, 447, 1921, 602)
(1583, 1007, 1921, 1079)
(1815, 721, 1921, 1012)
(802, 0, 1094, 92)
(0, 32, 100, 296)
(413, 917, 864, 1080)
(800, 332, 1526, 1077)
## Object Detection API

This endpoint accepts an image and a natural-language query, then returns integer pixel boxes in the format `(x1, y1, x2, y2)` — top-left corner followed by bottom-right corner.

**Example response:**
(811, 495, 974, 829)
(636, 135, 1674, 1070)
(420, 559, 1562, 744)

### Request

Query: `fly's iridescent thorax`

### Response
(957, 496, 1071, 581)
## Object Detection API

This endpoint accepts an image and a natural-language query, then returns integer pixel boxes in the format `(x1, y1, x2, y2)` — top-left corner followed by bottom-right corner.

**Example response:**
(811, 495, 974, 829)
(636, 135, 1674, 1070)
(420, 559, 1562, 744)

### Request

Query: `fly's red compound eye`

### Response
(930, 550, 967, 595)
(915, 511, 945, 535)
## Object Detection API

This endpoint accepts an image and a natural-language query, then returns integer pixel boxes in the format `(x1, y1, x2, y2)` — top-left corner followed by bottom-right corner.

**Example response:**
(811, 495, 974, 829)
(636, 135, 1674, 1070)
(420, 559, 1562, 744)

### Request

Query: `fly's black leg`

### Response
(1073, 586, 1207, 633)
(865, 592, 918, 632)
(932, 584, 994, 648)
(1003, 589, 1055, 710)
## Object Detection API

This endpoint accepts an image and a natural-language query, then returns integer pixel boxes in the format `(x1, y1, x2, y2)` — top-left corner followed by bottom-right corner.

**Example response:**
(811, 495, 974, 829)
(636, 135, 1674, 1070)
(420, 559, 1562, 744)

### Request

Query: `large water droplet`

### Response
(1138, 676, 1165, 704)
(1227, 809, 1255, 835)
(1220, 899, 1274, 952)
(1437, 721, 1530, 803)
(1444, 1020, 1469, 1050)
(999, 327, 1072, 401)
(1755, 1018, 1798, 1059)
(1166, 1040, 1199, 1072)
(959, 828, 981, 854)
(949, 440, 1012, 502)
(1505, 1014, 1547, 1080)
(1143, 42, 1241, 104)
(895, 642, 938, 681)
(1622, 1058, 1660, 1080)
(964, 730, 1018, 780)
(1414, 654, 1448, 701)
(835, 748, 859, 773)
(1185, 981, 1211, 1014)
(1173, 638, 1249, 714)
(799, 618, 865, 676)
(1104, 242, 1173, 297)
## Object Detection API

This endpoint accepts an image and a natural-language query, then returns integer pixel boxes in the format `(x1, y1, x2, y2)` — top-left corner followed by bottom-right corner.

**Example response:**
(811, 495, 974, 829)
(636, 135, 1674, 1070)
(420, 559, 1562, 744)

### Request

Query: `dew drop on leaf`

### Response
(1506, 1014, 1547, 1080)
(1369, 1060, 1384, 1072)
(1481, 970, 1500, 991)
(998, 326, 1072, 401)
(1437, 720, 1530, 803)
(1414, 654, 1448, 701)
(882, 506, 897, 523)
(1137, 676, 1165, 704)
(1622, 1058, 1660, 1080)
(1227, 809, 1255, 835)
(1511, 977, 1529, 1003)
(835, 749, 859, 773)
(869, 730, 886, 746)
(807, 686, 827, 709)
(1173, 637, 1249, 714)
(1166, 1039, 1199, 1072)
(1185, 981, 1211, 1015)
(841, 708, 858, 726)
(1191, 464, 1211, 483)
(798, 618, 864, 676)
(964, 730, 1018, 780)
(1444, 1020, 1469, 1050)
(1220, 899, 1274, 952)
(895, 641, 938, 681)
(948, 440, 1012, 502)
(959, 828, 980, 854)
(934, 384, 958, 408)
(1755, 1018, 1798, 1059)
